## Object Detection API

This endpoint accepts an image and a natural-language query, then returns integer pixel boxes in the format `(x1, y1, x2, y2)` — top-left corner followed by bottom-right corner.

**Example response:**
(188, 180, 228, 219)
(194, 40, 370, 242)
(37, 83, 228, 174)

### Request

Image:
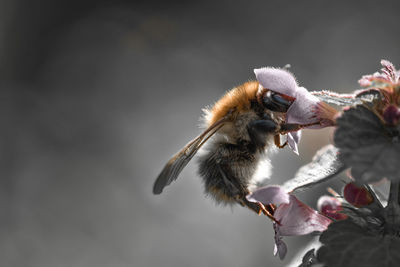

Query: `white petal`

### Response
(287, 131, 302, 155)
(254, 67, 298, 95)
(246, 185, 290, 206)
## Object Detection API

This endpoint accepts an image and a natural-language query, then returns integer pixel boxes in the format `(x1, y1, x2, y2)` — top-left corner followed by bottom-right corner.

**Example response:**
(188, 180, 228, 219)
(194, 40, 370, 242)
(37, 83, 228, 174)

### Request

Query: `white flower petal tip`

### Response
(254, 67, 298, 95)
(246, 185, 290, 206)
(273, 241, 287, 260)
(287, 131, 301, 155)
(273, 223, 288, 260)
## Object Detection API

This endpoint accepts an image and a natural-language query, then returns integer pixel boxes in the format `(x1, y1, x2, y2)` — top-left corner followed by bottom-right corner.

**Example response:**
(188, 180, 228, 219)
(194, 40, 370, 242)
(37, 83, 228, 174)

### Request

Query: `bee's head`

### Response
(259, 88, 296, 113)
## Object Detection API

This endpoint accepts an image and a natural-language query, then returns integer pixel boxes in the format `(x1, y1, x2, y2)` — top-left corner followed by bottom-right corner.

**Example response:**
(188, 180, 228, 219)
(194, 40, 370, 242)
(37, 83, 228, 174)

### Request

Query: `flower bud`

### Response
(343, 182, 374, 208)
(383, 105, 400, 126)
(317, 195, 347, 220)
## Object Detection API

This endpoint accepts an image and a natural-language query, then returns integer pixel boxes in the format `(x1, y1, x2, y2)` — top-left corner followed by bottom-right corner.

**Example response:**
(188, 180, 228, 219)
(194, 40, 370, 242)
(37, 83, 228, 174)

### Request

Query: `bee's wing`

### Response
(153, 117, 228, 194)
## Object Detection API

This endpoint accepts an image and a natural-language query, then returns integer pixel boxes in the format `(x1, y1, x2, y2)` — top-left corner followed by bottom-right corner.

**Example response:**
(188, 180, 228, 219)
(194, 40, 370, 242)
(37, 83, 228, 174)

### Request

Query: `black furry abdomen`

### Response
(197, 141, 260, 204)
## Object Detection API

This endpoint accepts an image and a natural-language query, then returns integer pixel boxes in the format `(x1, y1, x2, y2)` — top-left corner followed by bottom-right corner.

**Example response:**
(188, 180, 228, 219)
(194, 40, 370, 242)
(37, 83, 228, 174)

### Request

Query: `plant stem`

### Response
(384, 181, 400, 235)
(388, 181, 400, 205)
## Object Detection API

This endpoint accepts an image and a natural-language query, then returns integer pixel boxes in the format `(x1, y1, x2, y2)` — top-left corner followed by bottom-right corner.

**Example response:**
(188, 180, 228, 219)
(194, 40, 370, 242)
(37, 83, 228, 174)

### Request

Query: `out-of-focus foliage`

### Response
(335, 105, 400, 183)
(318, 219, 400, 267)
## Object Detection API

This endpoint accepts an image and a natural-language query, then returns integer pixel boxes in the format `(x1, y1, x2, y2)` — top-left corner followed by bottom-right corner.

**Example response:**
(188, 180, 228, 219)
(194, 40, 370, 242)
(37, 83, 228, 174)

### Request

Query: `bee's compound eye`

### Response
(263, 90, 294, 113)
(271, 93, 294, 108)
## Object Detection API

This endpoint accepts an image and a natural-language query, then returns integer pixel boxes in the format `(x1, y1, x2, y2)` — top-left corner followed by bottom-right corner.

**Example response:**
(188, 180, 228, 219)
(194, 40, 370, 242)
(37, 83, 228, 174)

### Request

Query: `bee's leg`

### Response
(239, 197, 279, 223)
(247, 119, 278, 149)
(274, 134, 287, 148)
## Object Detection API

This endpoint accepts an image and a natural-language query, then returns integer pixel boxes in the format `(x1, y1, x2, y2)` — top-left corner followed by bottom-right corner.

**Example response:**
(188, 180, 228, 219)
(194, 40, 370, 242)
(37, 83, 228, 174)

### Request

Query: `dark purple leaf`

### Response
(317, 219, 400, 267)
(334, 105, 400, 183)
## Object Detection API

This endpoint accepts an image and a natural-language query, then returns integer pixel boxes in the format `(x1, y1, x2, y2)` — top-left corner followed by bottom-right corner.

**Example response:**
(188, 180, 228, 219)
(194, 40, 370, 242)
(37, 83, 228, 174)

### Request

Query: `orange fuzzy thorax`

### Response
(207, 81, 259, 126)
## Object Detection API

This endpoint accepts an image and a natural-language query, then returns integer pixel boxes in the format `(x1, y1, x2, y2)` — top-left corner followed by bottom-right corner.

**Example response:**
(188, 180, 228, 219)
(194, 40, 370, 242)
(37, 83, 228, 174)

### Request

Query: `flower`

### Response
(254, 67, 337, 128)
(317, 195, 347, 220)
(273, 195, 332, 236)
(254, 67, 337, 154)
(358, 59, 400, 87)
(335, 60, 400, 183)
(247, 185, 332, 260)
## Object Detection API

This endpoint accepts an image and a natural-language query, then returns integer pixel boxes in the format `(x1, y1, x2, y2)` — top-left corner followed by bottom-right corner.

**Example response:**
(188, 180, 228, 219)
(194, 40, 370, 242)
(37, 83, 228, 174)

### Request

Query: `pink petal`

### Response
(358, 76, 372, 87)
(285, 86, 321, 126)
(380, 59, 399, 83)
(317, 195, 341, 212)
(274, 195, 332, 236)
(246, 185, 290, 206)
(381, 59, 394, 69)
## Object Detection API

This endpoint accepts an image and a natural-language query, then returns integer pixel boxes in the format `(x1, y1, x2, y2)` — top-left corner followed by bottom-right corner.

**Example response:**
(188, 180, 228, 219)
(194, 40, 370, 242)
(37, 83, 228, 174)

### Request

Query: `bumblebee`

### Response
(153, 80, 307, 216)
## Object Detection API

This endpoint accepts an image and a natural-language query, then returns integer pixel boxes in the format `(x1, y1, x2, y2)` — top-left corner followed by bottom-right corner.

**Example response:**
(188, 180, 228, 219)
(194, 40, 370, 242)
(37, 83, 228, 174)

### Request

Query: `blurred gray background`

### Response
(1, 0, 399, 266)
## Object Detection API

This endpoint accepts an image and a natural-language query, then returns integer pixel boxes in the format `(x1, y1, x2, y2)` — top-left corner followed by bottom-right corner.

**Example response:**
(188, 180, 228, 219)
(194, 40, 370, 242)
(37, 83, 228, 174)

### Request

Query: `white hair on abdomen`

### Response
(248, 150, 275, 192)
